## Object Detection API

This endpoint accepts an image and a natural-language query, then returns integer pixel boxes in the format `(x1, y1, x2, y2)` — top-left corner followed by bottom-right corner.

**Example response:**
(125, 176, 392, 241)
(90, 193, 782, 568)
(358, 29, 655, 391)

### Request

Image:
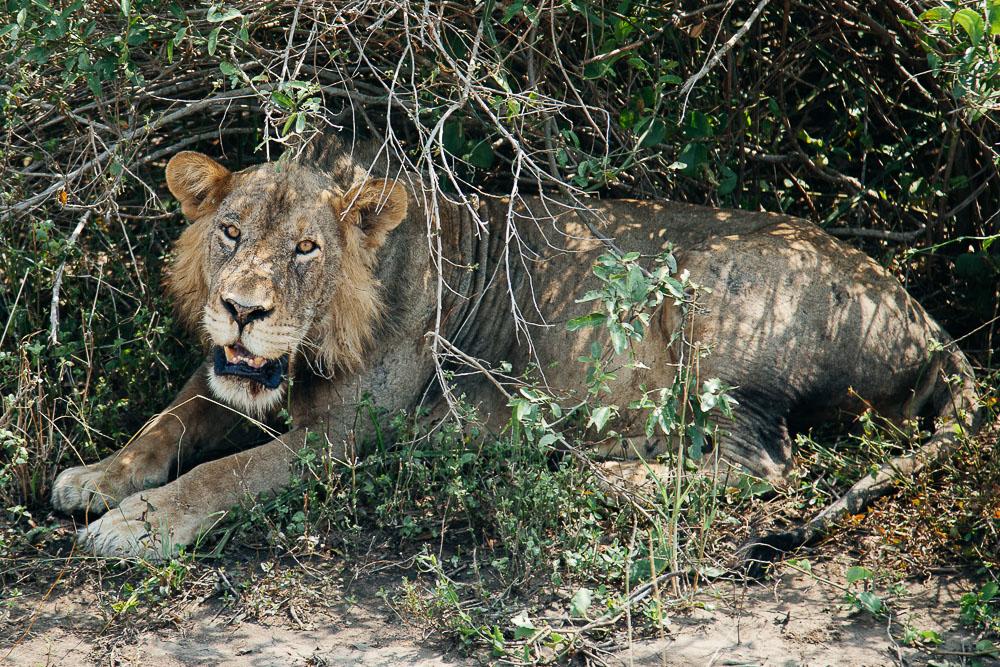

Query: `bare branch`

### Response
(49, 211, 92, 346)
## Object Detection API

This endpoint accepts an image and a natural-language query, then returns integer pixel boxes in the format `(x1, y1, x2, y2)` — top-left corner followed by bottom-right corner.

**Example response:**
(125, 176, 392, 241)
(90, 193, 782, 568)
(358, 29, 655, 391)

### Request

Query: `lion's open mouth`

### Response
(213, 344, 288, 390)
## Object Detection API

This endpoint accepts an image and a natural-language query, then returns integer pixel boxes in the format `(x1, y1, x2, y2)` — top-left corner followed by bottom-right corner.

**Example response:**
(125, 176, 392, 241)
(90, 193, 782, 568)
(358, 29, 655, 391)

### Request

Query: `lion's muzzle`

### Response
(213, 344, 289, 390)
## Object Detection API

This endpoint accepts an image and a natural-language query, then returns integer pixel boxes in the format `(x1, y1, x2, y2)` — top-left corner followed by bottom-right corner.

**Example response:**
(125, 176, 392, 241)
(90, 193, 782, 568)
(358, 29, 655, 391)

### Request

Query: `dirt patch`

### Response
(4, 581, 467, 667)
(3, 554, 992, 667)
(618, 566, 986, 666)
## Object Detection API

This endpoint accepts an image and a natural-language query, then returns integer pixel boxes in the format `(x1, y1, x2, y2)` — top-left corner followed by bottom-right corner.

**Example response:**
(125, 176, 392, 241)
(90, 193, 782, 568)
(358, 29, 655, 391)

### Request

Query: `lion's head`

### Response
(163, 149, 409, 414)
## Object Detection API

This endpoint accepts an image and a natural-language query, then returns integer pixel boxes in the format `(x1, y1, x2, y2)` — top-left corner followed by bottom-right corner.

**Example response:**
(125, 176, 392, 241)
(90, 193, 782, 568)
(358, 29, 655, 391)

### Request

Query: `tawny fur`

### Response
(51, 140, 981, 564)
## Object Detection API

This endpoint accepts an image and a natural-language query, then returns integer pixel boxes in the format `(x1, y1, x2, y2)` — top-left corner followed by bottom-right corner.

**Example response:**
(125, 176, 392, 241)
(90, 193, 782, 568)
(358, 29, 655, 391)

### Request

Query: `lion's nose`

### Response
(221, 295, 273, 329)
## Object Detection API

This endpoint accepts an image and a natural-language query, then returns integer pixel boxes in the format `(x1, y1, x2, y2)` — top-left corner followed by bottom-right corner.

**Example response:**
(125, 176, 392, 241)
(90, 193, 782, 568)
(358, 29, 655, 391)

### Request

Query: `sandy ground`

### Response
(4, 555, 993, 667)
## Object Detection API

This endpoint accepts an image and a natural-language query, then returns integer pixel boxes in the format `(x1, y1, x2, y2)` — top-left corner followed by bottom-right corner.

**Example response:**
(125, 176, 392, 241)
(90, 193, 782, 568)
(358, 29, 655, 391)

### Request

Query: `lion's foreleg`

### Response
(52, 364, 244, 515)
(77, 428, 306, 558)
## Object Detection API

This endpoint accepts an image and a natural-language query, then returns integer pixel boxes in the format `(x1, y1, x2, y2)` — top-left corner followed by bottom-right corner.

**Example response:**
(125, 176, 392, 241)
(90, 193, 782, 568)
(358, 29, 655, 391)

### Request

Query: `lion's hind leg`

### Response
(743, 345, 984, 574)
(711, 404, 794, 487)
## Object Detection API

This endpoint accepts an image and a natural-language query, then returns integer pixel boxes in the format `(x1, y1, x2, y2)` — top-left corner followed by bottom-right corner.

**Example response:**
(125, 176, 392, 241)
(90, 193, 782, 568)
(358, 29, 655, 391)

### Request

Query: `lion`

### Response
(51, 138, 981, 561)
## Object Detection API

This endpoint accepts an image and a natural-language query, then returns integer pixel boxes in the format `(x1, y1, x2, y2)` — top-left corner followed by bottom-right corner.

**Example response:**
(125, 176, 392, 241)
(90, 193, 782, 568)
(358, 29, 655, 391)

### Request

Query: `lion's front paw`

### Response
(52, 455, 170, 516)
(76, 489, 217, 559)
(51, 464, 126, 515)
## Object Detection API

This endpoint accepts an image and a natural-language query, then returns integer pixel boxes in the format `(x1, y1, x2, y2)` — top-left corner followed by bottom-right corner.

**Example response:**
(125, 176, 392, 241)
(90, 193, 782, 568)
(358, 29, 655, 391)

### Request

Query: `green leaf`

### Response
(538, 432, 559, 448)
(501, 0, 524, 24)
(583, 60, 612, 79)
(919, 6, 953, 24)
(510, 397, 532, 422)
(271, 90, 294, 110)
(208, 6, 243, 22)
(989, 0, 1000, 35)
(981, 581, 999, 601)
(86, 74, 102, 98)
(467, 142, 495, 170)
(916, 629, 943, 645)
(26, 46, 50, 64)
(511, 612, 535, 640)
(953, 8, 984, 45)
(219, 61, 238, 76)
(608, 321, 629, 354)
(207, 27, 221, 55)
(0, 23, 18, 42)
(954, 252, 994, 281)
(685, 110, 714, 138)
(698, 565, 726, 578)
(626, 265, 649, 302)
(588, 406, 614, 432)
(442, 121, 464, 155)
(687, 425, 705, 460)
(846, 565, 873, 584)
(787, 558, 812, 574)
(718, 165, 737, 196)
(630, 556, 670, 584)
(639, 118, 666, 148)
(676, 142, 708, 176)
(569, 588, 593, 618)
(566, 312, 607, 331)
(662, 276, 686, 299)
(975, 639, 998, 655)
(856, 591, 883, 615)
(172, 25, 187, 46)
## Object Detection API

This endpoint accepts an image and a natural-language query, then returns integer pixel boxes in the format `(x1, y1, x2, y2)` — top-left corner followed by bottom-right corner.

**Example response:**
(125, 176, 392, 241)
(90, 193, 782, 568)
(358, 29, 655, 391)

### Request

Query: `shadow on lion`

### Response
(50, 137, 982, 572)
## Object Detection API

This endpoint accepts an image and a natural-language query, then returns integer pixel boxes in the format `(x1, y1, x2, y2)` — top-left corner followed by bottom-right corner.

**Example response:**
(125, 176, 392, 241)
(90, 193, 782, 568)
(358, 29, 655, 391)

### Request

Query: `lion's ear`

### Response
(165, 151, 232, 219)
(340, 179, 409, 249)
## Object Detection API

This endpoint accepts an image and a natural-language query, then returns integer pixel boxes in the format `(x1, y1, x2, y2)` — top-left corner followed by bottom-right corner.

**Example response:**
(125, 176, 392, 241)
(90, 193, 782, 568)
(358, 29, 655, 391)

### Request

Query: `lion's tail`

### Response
(747, 342, 983, 566)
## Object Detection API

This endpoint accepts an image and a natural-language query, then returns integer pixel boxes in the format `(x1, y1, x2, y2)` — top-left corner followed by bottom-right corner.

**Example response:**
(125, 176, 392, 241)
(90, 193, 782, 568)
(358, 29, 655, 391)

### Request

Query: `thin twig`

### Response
(49, 211, 92, 346)
(679, 0, 771, 117)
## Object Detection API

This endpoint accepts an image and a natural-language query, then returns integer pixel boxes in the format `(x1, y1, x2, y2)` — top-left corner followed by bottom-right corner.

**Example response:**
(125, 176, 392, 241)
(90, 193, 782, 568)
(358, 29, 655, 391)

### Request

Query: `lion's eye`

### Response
(220, 223, 241, 241)
(296, 239, 318, 255)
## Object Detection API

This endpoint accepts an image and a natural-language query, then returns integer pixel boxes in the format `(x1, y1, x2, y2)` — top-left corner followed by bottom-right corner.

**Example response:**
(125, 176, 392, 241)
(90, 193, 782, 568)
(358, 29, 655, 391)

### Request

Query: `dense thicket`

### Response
(1, 0, 997, 508)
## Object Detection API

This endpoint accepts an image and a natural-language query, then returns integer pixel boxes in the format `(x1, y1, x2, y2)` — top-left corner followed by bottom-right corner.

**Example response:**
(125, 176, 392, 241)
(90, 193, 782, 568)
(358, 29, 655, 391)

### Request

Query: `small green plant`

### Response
(109, 555, 194, 616)
(566, 248, 736, 450)
(843, 565, 885, 617)
(900, 625, 944, 647)
(960, 581, 1000, 634)
(564, 248, 738, 571)
(567, 248, 687, 356)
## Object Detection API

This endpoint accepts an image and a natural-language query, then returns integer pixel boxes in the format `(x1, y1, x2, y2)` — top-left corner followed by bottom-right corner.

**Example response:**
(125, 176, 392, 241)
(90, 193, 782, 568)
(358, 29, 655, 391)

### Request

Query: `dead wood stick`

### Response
(49, 210, 91, 346)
